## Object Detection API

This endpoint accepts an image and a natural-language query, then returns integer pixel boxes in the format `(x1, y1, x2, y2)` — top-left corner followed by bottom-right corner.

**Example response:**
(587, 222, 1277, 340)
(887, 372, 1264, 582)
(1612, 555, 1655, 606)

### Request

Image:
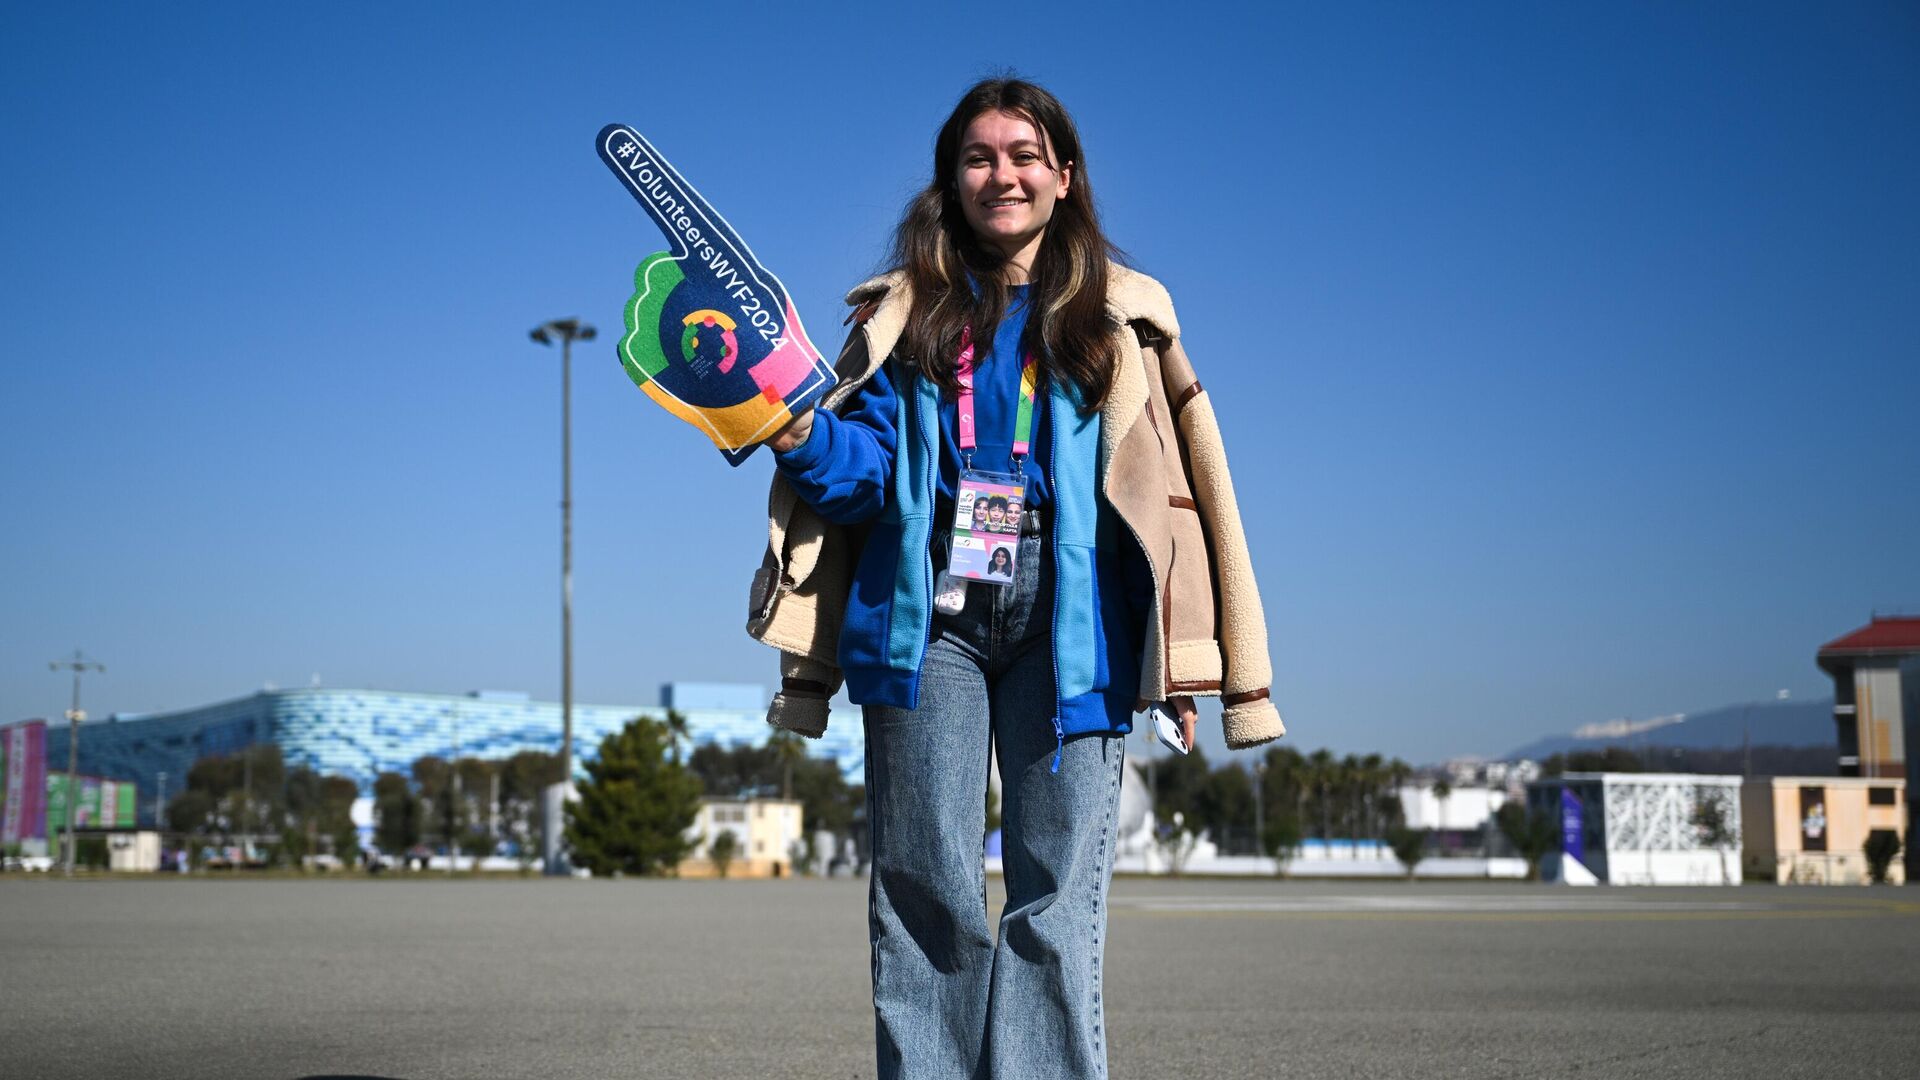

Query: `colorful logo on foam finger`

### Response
(681, 310, 740, 371)
(598, 124, 836, 467)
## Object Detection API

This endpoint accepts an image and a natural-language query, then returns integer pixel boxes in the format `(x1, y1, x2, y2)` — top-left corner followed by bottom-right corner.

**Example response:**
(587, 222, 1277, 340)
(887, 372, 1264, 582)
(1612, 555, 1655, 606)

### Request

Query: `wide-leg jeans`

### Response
(863, 527, 1127, 1080)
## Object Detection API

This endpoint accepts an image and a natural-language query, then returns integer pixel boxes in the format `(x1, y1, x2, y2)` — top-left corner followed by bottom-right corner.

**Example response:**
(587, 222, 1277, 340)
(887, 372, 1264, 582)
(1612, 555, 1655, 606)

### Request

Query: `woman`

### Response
(751, 77, 1284, 1079)
(986, 544, 1014, 580)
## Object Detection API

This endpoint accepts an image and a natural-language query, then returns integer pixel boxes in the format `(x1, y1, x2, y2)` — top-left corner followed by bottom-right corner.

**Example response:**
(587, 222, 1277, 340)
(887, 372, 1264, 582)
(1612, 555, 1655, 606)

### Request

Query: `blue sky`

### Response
(3, 3, 1915, 765)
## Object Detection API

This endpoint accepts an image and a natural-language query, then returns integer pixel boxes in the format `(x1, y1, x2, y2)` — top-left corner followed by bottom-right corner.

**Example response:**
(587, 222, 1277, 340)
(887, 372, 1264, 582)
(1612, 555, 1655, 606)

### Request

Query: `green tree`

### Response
(1196, 762, 1256, 853)
(709, 830, 739, 878)
(1496, 802, 1557, 882)
(230, 744, 285, 845)
(1262, 813, 1304, 877)
(319, 775, 360, 862)
(499, 750, 564, 869)
(663, 709, 692, 764)
(1386, 825, 1428, 880)
(1689, 791, 1736, 885)
(787, 755, 855, 836)
(167, 788, 220, 868)
(688, 737, 859, 840)
(1306, 748, 1336, 839)
(566, 716, 702, 877)
(164, 745, 308, 867)
(411, 755, 458, 855)
(1260, 746, 1303, 809)
(768, 730, 808, 801)
(284, 765, 361, 868)
(282, 766, 324, 867)
(689, 740, 771, 795)
(373, 771, 421, 856)
(1864, 830, 1902, 884)
(1144, 745, 1212, 831)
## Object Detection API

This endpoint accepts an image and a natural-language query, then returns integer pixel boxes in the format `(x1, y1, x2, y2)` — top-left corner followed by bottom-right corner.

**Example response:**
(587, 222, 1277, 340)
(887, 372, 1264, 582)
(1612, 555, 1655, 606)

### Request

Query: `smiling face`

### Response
(955, 110, 1072, 267)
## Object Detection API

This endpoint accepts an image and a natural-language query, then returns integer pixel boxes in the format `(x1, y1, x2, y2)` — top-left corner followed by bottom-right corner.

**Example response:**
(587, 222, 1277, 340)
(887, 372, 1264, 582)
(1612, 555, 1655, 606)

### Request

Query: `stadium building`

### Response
(34, 682, 864, 828)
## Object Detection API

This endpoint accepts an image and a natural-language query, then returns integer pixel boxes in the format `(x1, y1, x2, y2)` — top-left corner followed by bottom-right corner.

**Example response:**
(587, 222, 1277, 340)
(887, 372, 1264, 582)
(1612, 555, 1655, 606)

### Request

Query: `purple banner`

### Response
(1559, 788, 1585, 866)
(2, 720, 49, 844)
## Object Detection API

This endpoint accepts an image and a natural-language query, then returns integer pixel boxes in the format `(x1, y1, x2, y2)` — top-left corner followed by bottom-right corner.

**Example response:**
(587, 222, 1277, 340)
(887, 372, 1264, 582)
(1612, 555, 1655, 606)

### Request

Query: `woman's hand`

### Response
(1169, 695, 1197, 751)
(1136, 695, 1200, 751)
(767, 407, 815, 453)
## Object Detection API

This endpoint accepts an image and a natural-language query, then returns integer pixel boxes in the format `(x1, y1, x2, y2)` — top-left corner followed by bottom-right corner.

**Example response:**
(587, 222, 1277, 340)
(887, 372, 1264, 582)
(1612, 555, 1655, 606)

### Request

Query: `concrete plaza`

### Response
(3, 875, 1917, 1079)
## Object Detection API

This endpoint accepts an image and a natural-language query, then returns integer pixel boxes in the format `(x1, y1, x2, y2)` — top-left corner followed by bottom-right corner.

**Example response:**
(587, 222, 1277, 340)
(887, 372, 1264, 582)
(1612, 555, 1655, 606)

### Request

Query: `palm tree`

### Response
(768, 730, 807, 801)
(662, 709, 692, 765)
(1432, 777, 1453, 852)
(1359, 753, 1384, 838)
(1307, 749, 1334, 840)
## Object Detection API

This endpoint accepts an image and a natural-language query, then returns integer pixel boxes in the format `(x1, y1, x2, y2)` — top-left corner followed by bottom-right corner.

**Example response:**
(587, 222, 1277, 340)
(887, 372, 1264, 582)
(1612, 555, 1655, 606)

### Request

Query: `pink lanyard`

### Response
(954, 326, 1039, 470)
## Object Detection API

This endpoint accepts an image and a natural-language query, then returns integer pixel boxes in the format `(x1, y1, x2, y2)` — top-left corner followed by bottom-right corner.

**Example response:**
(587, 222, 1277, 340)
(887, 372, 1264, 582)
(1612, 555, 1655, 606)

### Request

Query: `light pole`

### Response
(530, 317, 595, 876)
(49, 650, 104, 876)
(449, 704, 461, 876)
(1252, 761, 1265, 861)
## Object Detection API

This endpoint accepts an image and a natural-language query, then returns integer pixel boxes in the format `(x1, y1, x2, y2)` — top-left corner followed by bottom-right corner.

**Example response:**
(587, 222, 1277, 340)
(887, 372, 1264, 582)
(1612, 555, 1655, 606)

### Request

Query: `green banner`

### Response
(46, 774, 136, 831)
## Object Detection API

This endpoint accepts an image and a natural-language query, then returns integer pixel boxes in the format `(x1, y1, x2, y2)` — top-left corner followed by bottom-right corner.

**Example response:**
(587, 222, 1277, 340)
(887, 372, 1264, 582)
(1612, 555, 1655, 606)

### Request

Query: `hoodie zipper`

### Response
(1047, 392, 1065, 774)
(920, 369, 938, 674)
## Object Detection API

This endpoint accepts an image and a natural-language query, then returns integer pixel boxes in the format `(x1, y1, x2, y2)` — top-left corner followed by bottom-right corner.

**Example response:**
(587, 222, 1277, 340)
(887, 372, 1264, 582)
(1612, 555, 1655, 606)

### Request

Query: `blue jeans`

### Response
(863, 527, 1127, 1080)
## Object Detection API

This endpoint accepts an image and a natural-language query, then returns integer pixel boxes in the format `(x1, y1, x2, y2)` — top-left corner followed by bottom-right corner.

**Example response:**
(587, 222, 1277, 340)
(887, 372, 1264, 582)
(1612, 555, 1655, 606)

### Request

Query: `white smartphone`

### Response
(1148, 702, 1189, 755)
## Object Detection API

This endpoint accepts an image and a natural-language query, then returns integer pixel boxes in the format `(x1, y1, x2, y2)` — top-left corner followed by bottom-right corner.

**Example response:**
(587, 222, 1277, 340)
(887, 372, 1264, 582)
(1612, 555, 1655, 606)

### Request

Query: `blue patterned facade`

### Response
(41, 687, 866, 827)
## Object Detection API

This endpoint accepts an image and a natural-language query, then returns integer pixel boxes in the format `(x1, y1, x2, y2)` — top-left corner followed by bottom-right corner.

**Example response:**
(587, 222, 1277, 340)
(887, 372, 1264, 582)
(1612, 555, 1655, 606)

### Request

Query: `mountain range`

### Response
(1504, 697, 1836, 761)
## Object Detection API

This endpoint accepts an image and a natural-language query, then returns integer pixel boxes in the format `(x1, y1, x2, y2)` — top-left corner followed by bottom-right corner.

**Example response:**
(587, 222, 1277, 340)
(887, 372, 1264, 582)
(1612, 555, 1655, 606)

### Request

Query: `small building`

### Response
(1530, 773, 1743, 886)
(683, 797, 803, 878)
(107, 830, 163, 873)
(1741, 776, 1905, 885)
(1396, 783, 1510, 848)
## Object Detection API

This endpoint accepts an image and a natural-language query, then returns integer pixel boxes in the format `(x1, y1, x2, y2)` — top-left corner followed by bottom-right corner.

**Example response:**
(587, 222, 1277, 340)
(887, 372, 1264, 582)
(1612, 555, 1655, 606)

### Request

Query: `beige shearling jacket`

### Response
(746, 264, 1287, 750)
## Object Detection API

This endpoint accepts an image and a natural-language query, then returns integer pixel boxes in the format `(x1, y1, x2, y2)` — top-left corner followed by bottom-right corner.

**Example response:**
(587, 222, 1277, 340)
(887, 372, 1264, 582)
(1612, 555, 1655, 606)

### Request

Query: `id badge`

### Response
(948, 470, 1024, 586)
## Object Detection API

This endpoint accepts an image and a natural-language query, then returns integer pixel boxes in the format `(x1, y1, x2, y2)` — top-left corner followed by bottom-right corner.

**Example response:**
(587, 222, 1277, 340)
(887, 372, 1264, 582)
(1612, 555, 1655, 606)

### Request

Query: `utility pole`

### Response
(489, 770, 500, 846)
(530, 317, 596, 876)
(449, 707, 461, 876)
(1252, 761, 1265, 860)
(242, 747, 253, 864)
(49, 651, 104, 876)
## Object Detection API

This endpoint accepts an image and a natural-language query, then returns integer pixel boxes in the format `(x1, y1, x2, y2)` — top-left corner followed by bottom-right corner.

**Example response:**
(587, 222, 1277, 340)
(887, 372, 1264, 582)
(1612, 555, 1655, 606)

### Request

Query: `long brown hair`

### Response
(889, 78, 1126, 411)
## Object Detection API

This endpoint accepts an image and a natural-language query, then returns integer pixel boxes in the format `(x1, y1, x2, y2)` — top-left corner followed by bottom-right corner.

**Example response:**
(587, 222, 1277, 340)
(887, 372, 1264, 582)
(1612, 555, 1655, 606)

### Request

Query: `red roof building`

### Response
(1818, 617, 1920, 659)
(1816, 616, 1919, 782)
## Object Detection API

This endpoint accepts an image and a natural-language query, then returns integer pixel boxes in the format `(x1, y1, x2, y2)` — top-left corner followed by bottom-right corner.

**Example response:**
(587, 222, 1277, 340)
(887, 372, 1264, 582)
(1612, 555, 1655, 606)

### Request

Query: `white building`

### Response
(684, 797, 803, 878)
(1396, 784, 1509, 835)
(1531, 772, 1743, 886)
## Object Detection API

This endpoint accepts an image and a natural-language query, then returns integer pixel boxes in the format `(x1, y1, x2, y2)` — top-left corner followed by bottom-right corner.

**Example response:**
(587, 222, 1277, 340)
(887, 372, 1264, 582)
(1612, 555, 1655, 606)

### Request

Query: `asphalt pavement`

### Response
(3, 874, 1916, 1079)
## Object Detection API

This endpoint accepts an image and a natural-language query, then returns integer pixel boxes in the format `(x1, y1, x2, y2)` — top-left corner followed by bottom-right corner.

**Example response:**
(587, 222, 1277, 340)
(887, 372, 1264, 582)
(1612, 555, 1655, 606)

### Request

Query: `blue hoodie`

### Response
(774, 297, 1151, 761)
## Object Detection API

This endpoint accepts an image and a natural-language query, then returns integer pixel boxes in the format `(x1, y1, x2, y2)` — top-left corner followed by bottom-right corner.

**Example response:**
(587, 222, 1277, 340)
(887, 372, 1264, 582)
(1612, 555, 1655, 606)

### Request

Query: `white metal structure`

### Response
(1532, 773, 1743, 886)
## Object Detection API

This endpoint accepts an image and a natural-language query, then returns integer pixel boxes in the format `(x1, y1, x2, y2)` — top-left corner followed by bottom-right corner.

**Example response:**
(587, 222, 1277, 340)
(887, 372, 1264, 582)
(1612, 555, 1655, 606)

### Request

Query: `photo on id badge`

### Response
(950, 473, 1022, 584)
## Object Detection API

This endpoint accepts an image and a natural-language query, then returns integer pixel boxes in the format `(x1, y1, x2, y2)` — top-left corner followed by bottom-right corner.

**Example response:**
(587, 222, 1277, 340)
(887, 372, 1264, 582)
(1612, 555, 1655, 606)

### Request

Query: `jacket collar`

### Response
(840, 262, 1177, 400)
(840, 263, 1176, 485)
